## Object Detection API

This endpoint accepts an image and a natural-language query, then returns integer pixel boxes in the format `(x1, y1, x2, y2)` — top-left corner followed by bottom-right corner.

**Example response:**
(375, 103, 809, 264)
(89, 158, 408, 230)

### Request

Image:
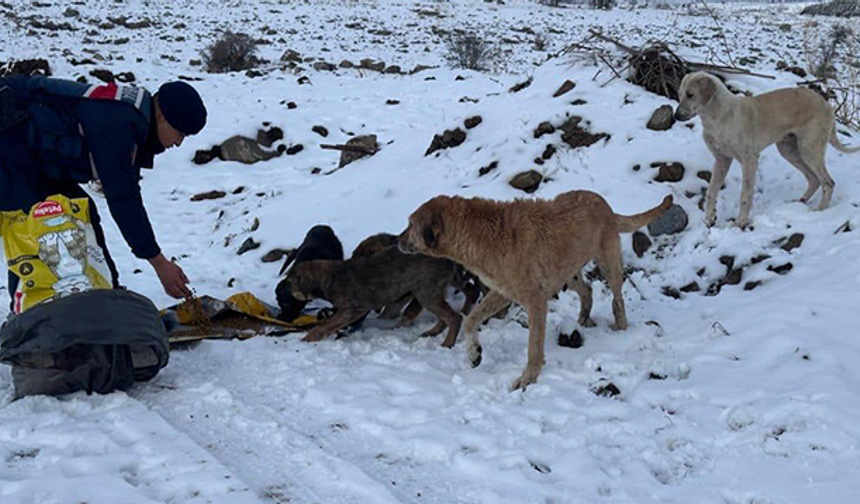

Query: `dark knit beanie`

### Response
(156, 81, 207, 135)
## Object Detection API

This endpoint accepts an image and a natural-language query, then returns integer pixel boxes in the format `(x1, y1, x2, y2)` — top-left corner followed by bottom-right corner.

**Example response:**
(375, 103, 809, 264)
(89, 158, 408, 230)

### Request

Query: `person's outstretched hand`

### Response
(149, 254, 192, 299)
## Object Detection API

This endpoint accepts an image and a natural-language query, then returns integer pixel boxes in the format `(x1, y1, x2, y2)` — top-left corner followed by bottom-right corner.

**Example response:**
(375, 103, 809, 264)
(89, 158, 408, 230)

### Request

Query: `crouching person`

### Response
(0, 75, 206, 398)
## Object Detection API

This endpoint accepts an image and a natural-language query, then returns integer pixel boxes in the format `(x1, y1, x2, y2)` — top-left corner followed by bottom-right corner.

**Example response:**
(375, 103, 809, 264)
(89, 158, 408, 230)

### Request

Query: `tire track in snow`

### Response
(133, 358, 405, 504)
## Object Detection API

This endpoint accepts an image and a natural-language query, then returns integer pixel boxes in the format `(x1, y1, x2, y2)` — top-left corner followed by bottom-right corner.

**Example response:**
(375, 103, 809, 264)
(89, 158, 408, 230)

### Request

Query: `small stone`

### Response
(680, 281, 700, 293)
(464, 116, 482, 129)
(89, 69, 115, 83)
(115, 71, 135, 83)
(190, 190, 227, 201)
(697, 170, 712, 182)
(593, 382, 621, 398)
(647, 204, 688, 236)
(787, 66, 807, 78)
(478, 161, 498, 176)
(751, 254, 770, 264)
(339, 134, 378, 167)
(553, 79, 575, 98)
(541, 144, 556, 160)
(383, 65, 401, 74)
(720, 255, 736, 270)
(724, 268, 743, 285)
(339, 60, 354, 68)
(780, 233, 804, 252)
(286, 144, 304, 155)
(262, 249, 289, 263)
(768, 263, 793, 275)
(661, 286, 681, 299)
(386, 99, 400, 105)
(632, 231, 652, 257)
(313, 61, 336, 72)
(238, 237, 260, 255)
(312, 125, 329, 137)
(286, 102, 298, 109)
(425, 128, 466, 156)
(571, 99, 587, 106)
(509, 76, 533, 93)
(647, 105, 675, 131)
(509, 170, 543, 193)
(534, 121, 555, 139)
(651, 162, 685, 183)
(744, 281, 762, 291)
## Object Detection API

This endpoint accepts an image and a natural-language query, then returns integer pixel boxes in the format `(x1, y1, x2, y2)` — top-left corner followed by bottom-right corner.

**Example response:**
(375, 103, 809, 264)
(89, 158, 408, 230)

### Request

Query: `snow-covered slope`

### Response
(1, 1, 858, 503)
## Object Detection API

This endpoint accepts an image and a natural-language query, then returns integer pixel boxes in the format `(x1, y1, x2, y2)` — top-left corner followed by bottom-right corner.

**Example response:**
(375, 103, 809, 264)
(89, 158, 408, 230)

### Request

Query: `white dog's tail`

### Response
(829, 126, 860, 154)
(615, 195, 674, 233)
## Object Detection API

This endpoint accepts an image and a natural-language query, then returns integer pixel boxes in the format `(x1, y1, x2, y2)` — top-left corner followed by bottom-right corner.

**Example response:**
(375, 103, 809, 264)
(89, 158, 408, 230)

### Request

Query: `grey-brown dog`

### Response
(352, 233, 422, 324)
(284, 246, 463, 347)
(352, 232, 482, 324)
(675, 71, 860, 228)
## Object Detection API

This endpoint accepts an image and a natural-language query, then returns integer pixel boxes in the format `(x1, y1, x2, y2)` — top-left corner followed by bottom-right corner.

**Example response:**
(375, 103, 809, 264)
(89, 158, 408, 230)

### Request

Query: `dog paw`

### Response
(510, 370, 539, 392)
(441, 337, 457, 349)
(609, 322, 628, 332)
(468, 344, 482, 368)
(733, 218, 752, 230)
(579, 316, 596, 328)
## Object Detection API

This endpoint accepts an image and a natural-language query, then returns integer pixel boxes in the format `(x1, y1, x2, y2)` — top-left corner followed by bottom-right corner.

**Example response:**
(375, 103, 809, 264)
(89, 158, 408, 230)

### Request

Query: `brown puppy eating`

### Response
(284, 246, 463, 346)
(398, 190, 672, 390)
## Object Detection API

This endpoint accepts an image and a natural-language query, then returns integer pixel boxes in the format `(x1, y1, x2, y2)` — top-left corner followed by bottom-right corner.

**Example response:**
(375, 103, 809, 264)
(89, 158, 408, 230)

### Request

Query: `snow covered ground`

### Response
(2, 1, 859, 503)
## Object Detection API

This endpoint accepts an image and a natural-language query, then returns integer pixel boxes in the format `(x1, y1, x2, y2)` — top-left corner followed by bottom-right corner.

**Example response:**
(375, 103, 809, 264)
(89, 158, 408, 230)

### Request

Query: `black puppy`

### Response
(275, 225, 344, 322)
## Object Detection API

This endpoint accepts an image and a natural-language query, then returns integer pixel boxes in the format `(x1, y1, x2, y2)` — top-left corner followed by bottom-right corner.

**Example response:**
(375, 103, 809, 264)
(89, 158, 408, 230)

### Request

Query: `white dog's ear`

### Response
(698, 76, 718, 105)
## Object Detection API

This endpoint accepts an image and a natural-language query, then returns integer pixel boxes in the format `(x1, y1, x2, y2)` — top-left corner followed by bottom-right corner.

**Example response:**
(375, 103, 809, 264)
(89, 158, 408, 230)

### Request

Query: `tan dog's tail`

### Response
(830, 126, 860, 154)
(615, 195, 673, 233)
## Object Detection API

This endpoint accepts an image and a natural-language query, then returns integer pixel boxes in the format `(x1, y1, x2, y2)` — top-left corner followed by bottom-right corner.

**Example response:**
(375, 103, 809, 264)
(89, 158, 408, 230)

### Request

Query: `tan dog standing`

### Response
(398, 190, 672, 391)
(675, 71, 860, 229)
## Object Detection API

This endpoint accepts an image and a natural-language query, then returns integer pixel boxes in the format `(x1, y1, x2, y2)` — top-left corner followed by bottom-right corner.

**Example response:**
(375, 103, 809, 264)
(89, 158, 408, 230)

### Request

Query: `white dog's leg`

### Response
(797, 136, 836, 210)
(776, 136, 820, 203)
(736, 156, 760, 229)
(705, 156, 732, 227)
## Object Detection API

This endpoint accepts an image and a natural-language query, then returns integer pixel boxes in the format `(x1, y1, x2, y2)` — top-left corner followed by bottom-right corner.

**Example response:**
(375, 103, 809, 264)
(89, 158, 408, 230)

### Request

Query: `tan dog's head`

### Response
(398, 196, 451, 257)
(674, 71, 720, 122)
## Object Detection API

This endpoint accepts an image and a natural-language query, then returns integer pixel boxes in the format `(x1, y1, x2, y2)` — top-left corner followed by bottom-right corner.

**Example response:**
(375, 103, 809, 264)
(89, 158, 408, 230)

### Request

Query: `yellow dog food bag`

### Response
(0, 195, 112, 314)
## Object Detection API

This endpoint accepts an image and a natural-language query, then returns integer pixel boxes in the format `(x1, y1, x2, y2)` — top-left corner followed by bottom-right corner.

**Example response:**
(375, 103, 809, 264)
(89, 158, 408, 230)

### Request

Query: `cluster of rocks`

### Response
(281, 49, 434, 76)
(659, 233, 804, 299)
(425, 115, 482, 156)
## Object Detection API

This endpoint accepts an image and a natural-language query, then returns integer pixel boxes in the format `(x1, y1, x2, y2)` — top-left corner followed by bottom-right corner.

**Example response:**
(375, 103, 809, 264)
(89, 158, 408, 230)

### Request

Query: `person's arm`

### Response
(80, 102, 191, 298)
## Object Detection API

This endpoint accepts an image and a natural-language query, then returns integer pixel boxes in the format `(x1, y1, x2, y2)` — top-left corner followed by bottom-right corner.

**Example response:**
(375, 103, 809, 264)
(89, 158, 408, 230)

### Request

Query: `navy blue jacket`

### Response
(0, 75, 162, 259)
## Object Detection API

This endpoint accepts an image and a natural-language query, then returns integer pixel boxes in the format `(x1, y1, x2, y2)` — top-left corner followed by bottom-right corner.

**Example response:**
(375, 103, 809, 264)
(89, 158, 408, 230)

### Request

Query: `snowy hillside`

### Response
(1, 1, 859, 503)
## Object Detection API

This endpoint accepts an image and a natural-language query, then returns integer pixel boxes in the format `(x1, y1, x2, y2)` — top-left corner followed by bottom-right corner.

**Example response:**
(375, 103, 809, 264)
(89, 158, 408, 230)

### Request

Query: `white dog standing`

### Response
(674, 71, 860, 229)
